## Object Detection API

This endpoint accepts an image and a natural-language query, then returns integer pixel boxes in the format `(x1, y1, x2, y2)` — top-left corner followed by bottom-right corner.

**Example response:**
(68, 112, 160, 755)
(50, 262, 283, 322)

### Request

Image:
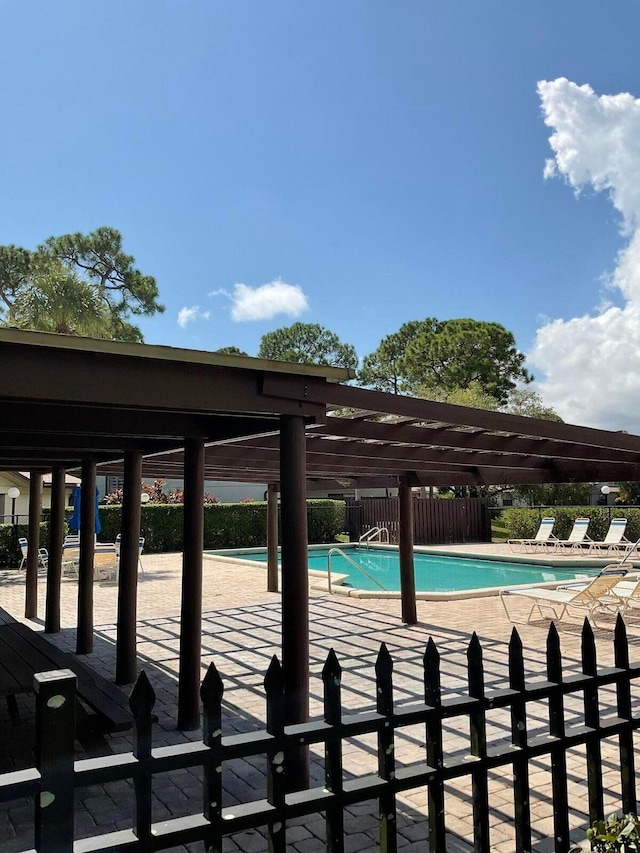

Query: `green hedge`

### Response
(0, 522, 50, 568)
(0, 501, 346, 567)
(99, 499, 346, 554)
(500, 507, 640, 542)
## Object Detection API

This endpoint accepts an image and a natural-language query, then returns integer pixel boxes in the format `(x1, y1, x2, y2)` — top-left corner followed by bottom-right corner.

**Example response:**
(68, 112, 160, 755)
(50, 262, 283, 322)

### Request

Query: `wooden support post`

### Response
(267, 483, 279, 592)
(399, 476, 417, 625)
(279, 415, 309, 790)
(25, 471, 42, 619)
(76, 459, 96, 654)
(178, 437, 204, 731)
(45, 466, 66, 634)
(116, 451, 143, 684)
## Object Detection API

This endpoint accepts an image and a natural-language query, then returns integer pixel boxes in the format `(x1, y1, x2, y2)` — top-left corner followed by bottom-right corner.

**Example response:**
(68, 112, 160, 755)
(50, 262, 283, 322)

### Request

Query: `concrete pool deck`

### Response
(1, 543, 639, 852)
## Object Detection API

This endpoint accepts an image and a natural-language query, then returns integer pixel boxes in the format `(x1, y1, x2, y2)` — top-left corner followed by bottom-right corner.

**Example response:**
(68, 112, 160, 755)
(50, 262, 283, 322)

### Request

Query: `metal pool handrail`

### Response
(358, 526, 390, 549)
(327, 547, 387, 593)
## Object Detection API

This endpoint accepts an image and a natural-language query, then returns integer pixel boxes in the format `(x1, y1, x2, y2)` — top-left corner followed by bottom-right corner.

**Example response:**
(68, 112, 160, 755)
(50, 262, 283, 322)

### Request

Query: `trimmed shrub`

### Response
(0, 522, 50, 568)
(501, 507, 640, 542)
(0, 501, 345, 565)
(98, 499, 346, 554)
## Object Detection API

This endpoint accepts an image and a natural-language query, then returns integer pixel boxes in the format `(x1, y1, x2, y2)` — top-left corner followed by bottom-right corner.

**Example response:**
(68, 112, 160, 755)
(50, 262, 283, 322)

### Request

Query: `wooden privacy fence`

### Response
(1, 616, 639, 853)
(346, 497, 492, 545)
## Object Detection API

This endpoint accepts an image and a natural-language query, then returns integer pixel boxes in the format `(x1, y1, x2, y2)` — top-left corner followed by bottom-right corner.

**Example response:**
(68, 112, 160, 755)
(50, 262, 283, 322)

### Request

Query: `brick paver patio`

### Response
(0, 544, 638, 852)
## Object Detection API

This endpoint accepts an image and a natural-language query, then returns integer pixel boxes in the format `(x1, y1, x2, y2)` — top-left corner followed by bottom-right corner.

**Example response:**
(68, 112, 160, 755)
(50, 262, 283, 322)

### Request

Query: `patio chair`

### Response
(115, 534, 145, 577)
(61, 543, 80, 577)
(507, 517, 558, 553)
(553, 517, 593, 552)
(93, 544, 118, 581)
(18, 537, 48, 571)
(589, 518, 633, 556)
(499, 569, 628, 625)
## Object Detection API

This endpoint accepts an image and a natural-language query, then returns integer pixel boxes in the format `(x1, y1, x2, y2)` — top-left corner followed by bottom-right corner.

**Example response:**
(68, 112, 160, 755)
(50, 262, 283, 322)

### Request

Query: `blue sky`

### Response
(3, 2, 640, 428)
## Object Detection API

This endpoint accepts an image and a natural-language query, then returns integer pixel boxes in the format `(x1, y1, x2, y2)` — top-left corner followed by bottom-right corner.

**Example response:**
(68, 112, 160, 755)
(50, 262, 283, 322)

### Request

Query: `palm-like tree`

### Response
(11, 261, 112, 337)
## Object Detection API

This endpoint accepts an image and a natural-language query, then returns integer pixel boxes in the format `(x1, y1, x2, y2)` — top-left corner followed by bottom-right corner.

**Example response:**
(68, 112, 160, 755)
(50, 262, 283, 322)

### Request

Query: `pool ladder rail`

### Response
(358, 526, 390, 549)
(326, 547, 387, 593)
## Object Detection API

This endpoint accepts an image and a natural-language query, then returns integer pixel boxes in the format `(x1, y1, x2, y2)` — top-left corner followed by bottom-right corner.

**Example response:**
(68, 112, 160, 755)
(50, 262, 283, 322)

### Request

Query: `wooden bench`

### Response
(0, 608, 131, 732)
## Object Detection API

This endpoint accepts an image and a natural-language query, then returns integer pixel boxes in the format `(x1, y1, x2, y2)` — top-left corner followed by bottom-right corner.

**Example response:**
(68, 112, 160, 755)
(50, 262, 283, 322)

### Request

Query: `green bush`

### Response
(0, 501, 345, 565)
(98, 500, 346, 554)
(501, 507, 640, 542)
(571, 813, 640, 851)
(0, 522, 50, 568)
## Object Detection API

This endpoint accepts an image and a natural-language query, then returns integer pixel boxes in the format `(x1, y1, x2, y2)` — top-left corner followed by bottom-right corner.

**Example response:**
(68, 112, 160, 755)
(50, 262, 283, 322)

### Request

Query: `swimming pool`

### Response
(205, 544, 599, 595)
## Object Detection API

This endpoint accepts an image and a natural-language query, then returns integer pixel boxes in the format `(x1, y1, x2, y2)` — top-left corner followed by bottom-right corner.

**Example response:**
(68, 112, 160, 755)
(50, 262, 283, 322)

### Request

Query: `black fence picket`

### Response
(376, 644, 397, 853)
(581, 620, 604, 825)
(322, 649, 344, 853)
(547, 623, 570, 853)
(201, 662, 224, 853)
(424, 637, 446, 853)
(4, 619, 640, 853)
(614, 614, 637, 815)
(508, 628, 532, 853)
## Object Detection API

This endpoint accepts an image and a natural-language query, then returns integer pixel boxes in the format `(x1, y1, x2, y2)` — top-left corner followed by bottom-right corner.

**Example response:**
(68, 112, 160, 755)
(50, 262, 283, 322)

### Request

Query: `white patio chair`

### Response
(508, 517, 558, 553)
(18, 537, 48, 570)
(115, 534, 145, 576)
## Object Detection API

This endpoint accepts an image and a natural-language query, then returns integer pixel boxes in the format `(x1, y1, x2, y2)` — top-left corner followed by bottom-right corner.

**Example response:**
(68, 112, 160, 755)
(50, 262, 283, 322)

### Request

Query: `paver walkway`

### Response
(0, 546, 638, 852)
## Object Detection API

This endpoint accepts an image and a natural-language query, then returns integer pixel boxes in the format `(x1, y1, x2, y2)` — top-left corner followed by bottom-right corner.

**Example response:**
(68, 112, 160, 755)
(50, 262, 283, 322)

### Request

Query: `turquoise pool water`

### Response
(213, 547, 599, 593)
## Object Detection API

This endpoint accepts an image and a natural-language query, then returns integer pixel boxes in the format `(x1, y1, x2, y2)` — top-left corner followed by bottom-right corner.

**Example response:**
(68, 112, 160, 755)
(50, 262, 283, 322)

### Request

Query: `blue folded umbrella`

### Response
(68, 485, 102, 534)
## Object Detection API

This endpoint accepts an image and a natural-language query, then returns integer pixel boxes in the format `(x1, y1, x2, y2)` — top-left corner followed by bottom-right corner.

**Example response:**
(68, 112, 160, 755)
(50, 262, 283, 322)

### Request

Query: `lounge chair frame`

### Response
(500, 570, 628, 625)
(508, 517, 558, 554)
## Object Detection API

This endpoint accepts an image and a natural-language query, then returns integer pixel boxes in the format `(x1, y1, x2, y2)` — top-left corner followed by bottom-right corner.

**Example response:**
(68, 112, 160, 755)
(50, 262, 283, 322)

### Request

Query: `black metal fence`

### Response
(1, 616, 638, 853)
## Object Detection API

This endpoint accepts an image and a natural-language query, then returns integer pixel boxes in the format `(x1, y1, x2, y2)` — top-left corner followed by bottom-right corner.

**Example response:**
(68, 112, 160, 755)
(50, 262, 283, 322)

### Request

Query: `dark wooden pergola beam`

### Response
(263, 375, 640, 454)
(311, 418, 640, 466)
(187, 440, 563, 471)
(121, 452, 640, 482)
(0, 404, 281, 442)
(208, 417, 640, 466)
(2, 343, 327, 419)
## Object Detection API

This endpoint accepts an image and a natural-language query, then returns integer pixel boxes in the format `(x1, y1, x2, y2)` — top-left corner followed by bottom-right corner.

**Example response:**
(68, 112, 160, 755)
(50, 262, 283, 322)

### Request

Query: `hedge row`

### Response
(0, 522, 50, 569)
(500, 507, 640, 542)
(0, 500, 346, 567)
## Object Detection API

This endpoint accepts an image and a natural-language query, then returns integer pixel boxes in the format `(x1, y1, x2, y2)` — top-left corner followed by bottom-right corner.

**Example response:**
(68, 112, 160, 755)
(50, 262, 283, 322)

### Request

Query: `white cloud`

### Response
(531, 78, 640, 431)
(177, 306, 210, 328)
(228, 279, 309, 322)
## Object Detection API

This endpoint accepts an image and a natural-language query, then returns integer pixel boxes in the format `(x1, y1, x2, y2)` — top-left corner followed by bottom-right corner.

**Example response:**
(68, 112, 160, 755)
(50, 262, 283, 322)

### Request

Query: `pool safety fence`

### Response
(1, 616, 638, 853)
(346, 497, 492, 545)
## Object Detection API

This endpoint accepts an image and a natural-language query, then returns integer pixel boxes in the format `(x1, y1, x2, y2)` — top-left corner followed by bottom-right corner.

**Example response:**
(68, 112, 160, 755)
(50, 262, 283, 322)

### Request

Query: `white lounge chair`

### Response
(508, 517, 557, 553)
(589, 518, 633, 556)
(18, 537, 48, 570)
(500, 569, 628, 624)
(554, 517, 593, 552)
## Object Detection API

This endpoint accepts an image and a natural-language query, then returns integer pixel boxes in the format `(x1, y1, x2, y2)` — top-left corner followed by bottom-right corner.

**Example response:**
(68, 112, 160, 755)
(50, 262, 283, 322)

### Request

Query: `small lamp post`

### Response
(7, 487, 20, 525)
(601, 484, 611, 507)
(140, 492, 150, 505)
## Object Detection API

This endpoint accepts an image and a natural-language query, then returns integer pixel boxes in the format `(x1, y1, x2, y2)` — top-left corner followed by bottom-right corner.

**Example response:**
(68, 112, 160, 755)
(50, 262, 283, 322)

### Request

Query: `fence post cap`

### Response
(34, 669, 77, 692)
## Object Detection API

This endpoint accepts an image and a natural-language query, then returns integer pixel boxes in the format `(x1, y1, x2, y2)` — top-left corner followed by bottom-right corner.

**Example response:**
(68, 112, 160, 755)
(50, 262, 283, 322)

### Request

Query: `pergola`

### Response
(4, 327, 640, 786)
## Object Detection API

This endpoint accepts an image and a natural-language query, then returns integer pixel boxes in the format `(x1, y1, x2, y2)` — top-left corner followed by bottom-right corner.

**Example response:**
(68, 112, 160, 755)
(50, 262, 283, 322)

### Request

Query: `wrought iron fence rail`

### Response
(3, 617, 640, 852)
